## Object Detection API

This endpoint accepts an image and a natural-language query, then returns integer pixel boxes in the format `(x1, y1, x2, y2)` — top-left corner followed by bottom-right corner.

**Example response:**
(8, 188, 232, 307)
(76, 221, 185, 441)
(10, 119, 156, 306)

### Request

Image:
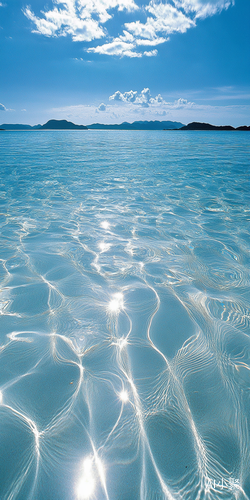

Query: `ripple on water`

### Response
(0, 131, 249, 499)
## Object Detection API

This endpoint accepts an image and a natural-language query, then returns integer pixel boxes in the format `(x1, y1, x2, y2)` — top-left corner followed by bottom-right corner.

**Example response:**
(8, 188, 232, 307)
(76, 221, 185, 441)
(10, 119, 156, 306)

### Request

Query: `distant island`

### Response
(41, 119, 88, 130)
(0, 123, 42, 130)
(0, 119, 249, 131)
(87, 120, 184, 130)
(0, 119, 183, 130)
(177, 122, 250, 131)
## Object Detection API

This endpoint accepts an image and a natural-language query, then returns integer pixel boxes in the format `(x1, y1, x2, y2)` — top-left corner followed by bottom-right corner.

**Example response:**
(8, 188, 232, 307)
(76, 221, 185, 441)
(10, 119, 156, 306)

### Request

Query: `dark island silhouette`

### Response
(0, 119, 183, 130)
(0, 124, 41, 130)
(41, 119, 88, 130)
(1, 119, 249, 131)
(178, 122, 250, 131)
(87, 120, 184, 130)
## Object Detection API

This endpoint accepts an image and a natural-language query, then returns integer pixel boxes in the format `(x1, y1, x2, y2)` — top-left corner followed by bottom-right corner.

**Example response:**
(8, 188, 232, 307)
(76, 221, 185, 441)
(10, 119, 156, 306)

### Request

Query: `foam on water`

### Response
(0, 130, 249, 499)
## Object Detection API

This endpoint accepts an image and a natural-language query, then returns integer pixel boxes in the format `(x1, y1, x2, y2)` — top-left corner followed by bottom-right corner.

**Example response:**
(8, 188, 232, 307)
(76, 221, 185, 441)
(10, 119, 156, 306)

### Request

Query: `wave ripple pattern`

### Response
(0, 131, 250, 500)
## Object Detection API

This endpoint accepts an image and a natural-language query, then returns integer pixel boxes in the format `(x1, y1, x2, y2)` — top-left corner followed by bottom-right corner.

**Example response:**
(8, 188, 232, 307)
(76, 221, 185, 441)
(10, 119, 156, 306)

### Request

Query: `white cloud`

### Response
(173, 0, 234, 19)
(0, 103, 6, 111)
(86, 33, 159, 57)
(24, 0, 235, 57)
(87, 0, 194, 56)
(23, 0, 138, 42)
(136, 37, 167, 46)
(87, 39, 139, 57)
(108, 89, 197, 112)
(109, 88, 166, 106)
(143, 49, 158, 56)
(98, 103, 106, 111)
(125, 2, 195, 42)
(173, 98, 195, 107)
(23, 4, 105, 41)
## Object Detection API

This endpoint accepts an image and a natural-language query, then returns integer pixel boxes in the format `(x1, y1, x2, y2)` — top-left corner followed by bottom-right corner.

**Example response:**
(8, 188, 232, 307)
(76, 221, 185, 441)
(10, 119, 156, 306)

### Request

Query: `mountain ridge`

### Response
(0, 119, 184, 130)
(40, 119, 88, 130)
(1, 119, 249, 131)
(178, 122, 250, 131)
(0, 123, 42, 130)
(87, 120, 184, 130)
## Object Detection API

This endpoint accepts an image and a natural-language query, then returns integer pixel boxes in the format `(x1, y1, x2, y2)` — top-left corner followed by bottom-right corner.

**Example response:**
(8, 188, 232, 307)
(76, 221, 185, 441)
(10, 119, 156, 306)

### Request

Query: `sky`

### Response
(0, 0, 249, 126)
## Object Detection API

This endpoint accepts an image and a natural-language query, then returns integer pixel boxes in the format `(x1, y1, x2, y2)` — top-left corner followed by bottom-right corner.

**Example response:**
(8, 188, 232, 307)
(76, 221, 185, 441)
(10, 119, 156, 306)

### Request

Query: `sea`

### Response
(0, 130, 249, 500)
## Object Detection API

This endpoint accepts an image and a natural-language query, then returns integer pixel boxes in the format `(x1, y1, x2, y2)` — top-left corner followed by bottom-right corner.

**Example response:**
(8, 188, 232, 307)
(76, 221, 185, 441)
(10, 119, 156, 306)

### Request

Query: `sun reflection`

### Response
(0, 390, 2, 404)
(101, 221, 110, 230)
(119, 390, 129, 403)
(108, 293, 124, 314)
(98, 241, 111, 253)
(117, 337, 128, 350)
(77, 457, 95, 499)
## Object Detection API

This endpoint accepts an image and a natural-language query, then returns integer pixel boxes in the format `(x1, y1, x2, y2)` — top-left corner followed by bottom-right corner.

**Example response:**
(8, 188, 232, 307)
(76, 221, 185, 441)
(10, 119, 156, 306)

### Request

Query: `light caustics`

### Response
(0, 132, 249, 499)
(77, 457, 96, 499)
(98, 242, 112, 253)
(119, 390, 129, 403)
(100, 221, 110, 230)
(107, 292, 124, 314)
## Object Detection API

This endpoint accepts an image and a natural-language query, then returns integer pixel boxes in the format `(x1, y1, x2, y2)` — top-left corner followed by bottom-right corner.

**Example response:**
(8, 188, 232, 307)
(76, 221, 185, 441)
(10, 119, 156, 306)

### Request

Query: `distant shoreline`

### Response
(0, 119, 249, 131)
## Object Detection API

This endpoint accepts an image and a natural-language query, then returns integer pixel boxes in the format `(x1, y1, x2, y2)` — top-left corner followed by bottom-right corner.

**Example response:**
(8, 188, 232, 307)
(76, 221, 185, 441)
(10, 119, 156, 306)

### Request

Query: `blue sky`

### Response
(0, 0, 249, 125)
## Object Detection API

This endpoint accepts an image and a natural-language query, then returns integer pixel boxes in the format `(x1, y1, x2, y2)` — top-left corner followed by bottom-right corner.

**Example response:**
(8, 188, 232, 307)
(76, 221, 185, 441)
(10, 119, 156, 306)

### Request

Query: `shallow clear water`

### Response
(0, 130, 249, 500)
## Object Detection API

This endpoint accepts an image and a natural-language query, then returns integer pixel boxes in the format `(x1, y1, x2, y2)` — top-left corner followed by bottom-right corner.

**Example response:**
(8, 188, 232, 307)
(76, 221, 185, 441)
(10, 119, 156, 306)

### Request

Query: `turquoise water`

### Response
(0, 130, 249, 500)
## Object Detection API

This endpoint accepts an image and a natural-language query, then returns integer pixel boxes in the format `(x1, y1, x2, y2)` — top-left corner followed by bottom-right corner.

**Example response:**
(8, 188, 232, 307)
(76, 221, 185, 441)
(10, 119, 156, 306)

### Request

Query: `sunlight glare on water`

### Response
(101, 221, 110, 230)
(119, 390, 129, 403)
(77, 458, 95, 499)
(108, 292, 124, 314)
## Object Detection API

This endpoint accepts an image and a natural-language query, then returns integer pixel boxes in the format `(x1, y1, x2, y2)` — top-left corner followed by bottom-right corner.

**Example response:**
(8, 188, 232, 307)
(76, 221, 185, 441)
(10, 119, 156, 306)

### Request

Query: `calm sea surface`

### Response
(0, 130, 250, 500)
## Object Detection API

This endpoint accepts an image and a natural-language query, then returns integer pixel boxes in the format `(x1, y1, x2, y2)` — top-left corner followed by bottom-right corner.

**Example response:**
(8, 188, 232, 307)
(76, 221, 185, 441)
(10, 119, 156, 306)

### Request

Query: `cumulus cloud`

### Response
(24, 0, 235, 57)
(109, 88, 166, 106)
(0, 103, 6, 111)
(173, 98, 195, 108)
(108, 89, 196, 111)
(98, 103, 106, 111)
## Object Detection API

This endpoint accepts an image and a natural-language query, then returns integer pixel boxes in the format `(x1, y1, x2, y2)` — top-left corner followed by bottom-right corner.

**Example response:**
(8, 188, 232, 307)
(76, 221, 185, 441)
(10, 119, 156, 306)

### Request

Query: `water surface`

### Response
(0, 130, 249, 499)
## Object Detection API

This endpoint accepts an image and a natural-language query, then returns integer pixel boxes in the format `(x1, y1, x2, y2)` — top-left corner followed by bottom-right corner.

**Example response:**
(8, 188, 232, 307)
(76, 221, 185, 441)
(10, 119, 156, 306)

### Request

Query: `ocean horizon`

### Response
(0, 130, 249, 499)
